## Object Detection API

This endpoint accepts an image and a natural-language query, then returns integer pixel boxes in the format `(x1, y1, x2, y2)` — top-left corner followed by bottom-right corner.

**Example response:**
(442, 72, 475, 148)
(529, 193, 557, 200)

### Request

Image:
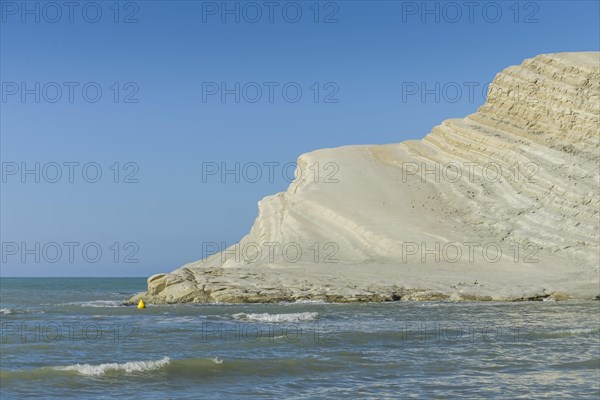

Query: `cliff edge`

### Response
(132, 52, 600, 303)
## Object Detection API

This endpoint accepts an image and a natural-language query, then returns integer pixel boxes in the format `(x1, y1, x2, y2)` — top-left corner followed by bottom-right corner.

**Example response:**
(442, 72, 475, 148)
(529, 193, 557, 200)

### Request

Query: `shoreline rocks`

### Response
(131, 52, 600, 304)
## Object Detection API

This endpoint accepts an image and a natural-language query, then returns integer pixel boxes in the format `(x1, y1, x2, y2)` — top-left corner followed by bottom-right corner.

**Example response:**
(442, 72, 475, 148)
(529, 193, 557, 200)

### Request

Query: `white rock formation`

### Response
(132, 52, 599, 303)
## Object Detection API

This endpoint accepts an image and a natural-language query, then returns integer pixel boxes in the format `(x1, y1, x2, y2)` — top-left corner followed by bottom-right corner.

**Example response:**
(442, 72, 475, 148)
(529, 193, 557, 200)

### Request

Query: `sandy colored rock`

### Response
(132, 52, 600, 304)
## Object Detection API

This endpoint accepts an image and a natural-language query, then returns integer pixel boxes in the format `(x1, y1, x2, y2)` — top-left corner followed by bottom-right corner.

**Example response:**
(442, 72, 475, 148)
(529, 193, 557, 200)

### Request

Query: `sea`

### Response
(1, 278, 599, 399)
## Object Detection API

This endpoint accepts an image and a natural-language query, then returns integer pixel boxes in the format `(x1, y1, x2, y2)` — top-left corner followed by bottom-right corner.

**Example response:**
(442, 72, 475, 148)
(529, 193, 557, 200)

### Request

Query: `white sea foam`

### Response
(54, 357, 170, 376)
(64, 300, 124, 308)
(232, 312, 319, 323)
(154, 316, 202, 324)
(290, 300, 327, 305)
(211, 357, 223, 364)
(0, 308, 46, 315)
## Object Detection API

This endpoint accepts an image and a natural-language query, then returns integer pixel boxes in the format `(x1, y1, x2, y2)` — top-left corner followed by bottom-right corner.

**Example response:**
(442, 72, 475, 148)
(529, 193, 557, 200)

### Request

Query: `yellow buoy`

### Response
(137, 299, 146, 309)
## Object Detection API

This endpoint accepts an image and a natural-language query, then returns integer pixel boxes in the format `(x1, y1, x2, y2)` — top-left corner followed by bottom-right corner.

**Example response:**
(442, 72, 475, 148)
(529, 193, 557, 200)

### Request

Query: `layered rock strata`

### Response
(132, 52, 600, 303)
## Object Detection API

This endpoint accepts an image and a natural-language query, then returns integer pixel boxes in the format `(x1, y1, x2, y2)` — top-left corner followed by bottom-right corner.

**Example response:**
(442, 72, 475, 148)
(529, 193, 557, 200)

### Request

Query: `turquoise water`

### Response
(1, 278, 599, 399)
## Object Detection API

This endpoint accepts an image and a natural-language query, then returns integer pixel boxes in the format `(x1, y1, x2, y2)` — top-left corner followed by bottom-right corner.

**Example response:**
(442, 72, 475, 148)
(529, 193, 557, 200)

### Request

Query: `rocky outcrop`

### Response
(131, 52, 600, 304)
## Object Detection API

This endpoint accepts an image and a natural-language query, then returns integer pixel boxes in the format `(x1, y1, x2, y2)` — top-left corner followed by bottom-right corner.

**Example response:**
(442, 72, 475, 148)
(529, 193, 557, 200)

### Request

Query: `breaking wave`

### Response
(232, 312, 319, 323)
(54, 357, 171, 376)
(63, 300, 125, 308)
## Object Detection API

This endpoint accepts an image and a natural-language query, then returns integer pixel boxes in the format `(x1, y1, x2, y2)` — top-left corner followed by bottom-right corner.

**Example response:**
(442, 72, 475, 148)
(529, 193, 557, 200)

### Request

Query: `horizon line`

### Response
(0, 276, 148, 278)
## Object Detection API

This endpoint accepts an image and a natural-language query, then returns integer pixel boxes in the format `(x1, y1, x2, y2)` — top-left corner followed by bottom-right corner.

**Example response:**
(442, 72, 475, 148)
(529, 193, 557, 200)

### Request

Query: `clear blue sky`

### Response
(1, 0, 599, 276)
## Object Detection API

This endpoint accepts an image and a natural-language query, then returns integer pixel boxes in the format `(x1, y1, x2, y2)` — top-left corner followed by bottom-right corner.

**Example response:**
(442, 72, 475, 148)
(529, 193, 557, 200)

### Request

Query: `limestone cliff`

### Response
(133, 52, 600, 303)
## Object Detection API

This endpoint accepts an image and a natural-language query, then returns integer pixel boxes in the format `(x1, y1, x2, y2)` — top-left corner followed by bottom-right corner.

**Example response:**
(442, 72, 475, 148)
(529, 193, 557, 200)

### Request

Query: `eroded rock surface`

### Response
(131, 52, 600, 304)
